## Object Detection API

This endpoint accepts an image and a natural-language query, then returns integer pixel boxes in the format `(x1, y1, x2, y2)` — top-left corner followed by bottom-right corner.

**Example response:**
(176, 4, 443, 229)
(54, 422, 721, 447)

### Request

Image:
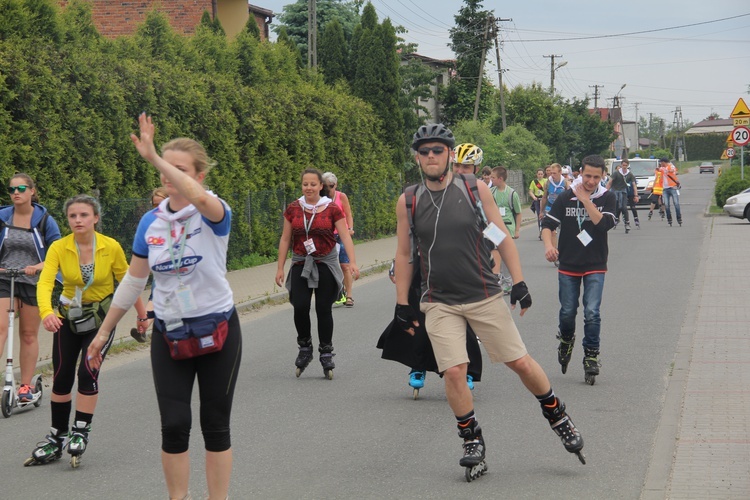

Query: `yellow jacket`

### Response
(37, 232, 129, 319)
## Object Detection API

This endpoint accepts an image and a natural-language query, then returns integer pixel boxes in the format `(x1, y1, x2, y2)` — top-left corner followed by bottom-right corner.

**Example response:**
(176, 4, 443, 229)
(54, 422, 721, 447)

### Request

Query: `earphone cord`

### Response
(421, 178, 449, 303)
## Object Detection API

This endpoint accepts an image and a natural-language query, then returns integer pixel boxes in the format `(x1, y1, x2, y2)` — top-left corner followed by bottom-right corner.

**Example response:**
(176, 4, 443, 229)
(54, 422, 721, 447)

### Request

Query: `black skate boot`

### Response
(295, 339, 314, 378)
(319, 344, 336, 380)
(557, 332, 575, 374)
(625, 222, 630, 234)
(583, 348, 600, 386)
(542, 398, 585, 464)
(458, 424, 487, 482)
(635, 218, 640, 229)
(24, 427, 66, 466)
(648, 210, 653, 220)
(68, 420, 90, 468)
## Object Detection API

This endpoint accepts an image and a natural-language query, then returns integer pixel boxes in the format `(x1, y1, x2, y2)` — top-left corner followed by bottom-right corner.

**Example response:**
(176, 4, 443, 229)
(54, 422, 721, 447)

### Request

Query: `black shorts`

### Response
(0, 280, 38, 307)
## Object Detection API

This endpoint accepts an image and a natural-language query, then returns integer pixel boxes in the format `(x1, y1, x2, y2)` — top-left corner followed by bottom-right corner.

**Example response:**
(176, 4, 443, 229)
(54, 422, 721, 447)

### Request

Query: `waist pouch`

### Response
(61, 295, 112, 336)
(158, 308, 234, 360)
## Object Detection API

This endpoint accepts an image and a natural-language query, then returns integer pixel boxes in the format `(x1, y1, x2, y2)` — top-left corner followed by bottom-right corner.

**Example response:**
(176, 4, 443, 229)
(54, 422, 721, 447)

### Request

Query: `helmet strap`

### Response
(422, 158, 451, 183)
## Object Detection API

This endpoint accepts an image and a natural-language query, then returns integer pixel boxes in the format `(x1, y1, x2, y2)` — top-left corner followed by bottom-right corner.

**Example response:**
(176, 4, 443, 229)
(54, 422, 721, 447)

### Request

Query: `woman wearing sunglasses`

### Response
(0, 174, 61, 404)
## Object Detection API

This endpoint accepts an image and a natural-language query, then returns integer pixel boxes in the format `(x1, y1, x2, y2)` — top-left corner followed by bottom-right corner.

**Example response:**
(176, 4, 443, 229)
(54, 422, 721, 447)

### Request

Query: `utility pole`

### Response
(671, 107, 687, 161)
(307, 0, 317, 69)
(473, 15, 491, 121)
(589, 85, 603, 109)
(544, 54, 563, 93)
(492, 15, 512, 131)
(633, 102, 641, 152)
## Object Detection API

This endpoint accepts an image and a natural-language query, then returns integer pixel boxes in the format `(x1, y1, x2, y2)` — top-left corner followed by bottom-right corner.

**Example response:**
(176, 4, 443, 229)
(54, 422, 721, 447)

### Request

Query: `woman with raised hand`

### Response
(26, 194, 146, 468)
(0, 173, 60, 405)
(87, 113, 241, 499)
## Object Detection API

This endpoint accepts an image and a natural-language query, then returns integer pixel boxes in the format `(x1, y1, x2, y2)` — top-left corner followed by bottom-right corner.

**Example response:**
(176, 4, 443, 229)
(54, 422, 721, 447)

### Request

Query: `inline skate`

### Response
(24, 428, 66, 466)
(542, 399, 585, 464)
(583, 348, 600, 385)
(458, 424, 487, 482)
(557, 333, 575, 374)
(68, 421, 91, 468)
(295, 339, 314, 378)
(319, 344, 335, 380)
(409, 370, 425, 400)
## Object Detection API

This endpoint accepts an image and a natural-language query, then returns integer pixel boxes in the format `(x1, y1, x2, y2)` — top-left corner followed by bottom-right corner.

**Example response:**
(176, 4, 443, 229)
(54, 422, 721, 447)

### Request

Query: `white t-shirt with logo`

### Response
(133, 196, 234, 319)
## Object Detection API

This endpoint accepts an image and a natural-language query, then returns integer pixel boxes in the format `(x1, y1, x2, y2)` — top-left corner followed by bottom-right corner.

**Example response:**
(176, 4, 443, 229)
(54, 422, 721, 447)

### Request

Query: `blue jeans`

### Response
(614, 190, 629, 224)
(662, 187, 681, 223)
(558, 273, 605, 351)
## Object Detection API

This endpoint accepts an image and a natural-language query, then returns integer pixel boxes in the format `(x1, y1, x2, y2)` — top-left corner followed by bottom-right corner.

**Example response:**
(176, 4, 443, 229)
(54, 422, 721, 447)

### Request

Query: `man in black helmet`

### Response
(393, 123, 585, 475)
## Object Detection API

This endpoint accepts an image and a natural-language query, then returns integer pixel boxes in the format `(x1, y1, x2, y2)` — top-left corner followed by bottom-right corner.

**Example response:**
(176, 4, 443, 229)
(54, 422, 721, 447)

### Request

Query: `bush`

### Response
(715, 165, 750, 206)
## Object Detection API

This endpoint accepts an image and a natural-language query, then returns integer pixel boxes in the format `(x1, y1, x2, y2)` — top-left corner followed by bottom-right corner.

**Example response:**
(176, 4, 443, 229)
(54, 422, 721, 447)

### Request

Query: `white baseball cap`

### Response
(561, 166, 571, 175)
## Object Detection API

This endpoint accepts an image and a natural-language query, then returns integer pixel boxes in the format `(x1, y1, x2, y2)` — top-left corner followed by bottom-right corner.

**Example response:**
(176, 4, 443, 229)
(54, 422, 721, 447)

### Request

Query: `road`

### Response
(2, 172, 715, 499)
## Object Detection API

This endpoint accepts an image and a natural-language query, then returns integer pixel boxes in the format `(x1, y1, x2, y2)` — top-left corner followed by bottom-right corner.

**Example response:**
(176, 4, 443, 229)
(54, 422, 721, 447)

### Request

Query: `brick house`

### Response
(58, 1, 274, 40)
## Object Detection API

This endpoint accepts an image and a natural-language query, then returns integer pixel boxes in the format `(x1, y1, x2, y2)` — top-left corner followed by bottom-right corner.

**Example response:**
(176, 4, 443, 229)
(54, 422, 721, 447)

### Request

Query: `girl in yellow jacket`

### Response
(25, 195, 146, 467)
(648, 168, 665, 220)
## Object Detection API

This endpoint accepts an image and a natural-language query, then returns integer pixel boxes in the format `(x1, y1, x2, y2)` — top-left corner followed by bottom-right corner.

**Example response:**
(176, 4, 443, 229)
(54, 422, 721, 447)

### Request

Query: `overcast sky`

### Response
(259, 0, 750, 126)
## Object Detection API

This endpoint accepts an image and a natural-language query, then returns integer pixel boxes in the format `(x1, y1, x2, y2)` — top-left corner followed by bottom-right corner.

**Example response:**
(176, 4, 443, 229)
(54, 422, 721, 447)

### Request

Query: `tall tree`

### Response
(441, 0, 494, 124)
(318, 18, 347, 85)
(274, 0, 360, 58)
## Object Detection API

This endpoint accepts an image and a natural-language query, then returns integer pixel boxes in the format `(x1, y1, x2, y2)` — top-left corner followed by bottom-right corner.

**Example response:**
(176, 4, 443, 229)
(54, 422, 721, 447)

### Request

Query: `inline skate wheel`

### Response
(464, 460, 487, 482)
(23, 456, 35, 466)
(295, 367, 302, 378)
(33, 378, 43, 408)
(70, 455, 80, 468)
(413, 388, 419, 400)
(325, 369, 334, 380)
(585, 374, 596, 386)
(1, 390, 12, 418)
(576, 451, 586, 464)
(561, 363, 568, 375)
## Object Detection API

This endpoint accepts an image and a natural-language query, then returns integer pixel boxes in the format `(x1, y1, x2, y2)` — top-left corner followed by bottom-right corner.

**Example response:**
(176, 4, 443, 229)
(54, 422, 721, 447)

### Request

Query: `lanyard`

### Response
(166, 218, 190, 283)
(74, 234, 96, 292)
(302, 204, 318, 239)
(576, 200, 586, 232)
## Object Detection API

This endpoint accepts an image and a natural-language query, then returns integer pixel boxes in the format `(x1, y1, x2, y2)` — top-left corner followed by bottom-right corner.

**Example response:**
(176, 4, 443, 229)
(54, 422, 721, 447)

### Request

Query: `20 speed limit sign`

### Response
(732, 126, 750, 146)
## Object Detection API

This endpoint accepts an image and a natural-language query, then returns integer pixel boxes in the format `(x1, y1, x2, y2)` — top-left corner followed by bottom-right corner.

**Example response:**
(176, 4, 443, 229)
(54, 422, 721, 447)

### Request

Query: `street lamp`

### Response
(614, 84, 626, 107)
(551, 60, 567, 93)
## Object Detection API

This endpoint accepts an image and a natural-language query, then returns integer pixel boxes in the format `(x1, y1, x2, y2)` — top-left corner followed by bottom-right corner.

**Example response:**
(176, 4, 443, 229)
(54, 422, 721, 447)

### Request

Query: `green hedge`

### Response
(0, 0, 400, 262)
(715, 164, 750, 207)
(684, 134, 727, 161)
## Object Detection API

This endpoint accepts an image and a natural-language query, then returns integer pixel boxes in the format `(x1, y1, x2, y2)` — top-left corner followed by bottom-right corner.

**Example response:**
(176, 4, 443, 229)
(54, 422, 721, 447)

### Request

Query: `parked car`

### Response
(699, 162, 715, 174)
(723, 187, 750, 222)
(605, 158, 658, 207)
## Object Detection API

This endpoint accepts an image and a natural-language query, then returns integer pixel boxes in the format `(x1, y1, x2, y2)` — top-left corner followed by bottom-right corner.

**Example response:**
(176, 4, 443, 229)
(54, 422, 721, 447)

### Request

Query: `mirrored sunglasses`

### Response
(7, 185, 28, 194)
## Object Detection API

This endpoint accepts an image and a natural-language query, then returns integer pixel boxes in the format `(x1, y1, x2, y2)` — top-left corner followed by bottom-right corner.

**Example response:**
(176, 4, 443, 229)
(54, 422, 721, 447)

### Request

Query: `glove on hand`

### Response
(510, 281, 532, 309)
(395, 304, 418, 332)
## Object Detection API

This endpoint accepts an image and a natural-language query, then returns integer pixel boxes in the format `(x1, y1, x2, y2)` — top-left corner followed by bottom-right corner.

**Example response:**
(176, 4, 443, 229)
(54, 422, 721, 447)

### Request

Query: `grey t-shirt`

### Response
(0, 226, 40, 285)
(413, 181, 501, 305)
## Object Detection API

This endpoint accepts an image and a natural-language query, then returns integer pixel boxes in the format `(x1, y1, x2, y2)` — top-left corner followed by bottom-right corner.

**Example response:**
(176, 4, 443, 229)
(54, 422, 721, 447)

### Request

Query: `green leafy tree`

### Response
(441, 0, 494, 124)
(499, 83, 565, 159)
(276, 26, 304, 69)
(318, 18, 347, 85)
(451, 120, 506, 167)
(496, 125, 552, 183)
(274, 0, 360, 58)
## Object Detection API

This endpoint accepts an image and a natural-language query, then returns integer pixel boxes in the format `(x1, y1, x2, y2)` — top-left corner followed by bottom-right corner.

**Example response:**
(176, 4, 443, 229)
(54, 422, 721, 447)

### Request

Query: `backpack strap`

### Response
(507, 187, 518, 218)
(403, 183, 421, 264)
(37, 211, 49, 244)
(455, 174, 488, 227)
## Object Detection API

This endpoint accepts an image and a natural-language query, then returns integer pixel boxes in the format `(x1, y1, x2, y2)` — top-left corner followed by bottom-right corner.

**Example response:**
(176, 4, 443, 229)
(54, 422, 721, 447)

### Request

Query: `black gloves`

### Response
(510, 281, 532, 309)
(395, 304, 419, 332)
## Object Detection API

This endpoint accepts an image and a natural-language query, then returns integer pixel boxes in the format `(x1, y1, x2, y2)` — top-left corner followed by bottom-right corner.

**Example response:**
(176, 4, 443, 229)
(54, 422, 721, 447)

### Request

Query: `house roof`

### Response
(403, 53, 455, 67)
(249, 4, 274, 18)
(685, 118, 733, 135)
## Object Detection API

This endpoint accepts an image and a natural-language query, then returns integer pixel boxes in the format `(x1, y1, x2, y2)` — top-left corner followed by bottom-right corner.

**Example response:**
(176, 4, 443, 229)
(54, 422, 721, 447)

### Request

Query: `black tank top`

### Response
(413, 181, 501, 305)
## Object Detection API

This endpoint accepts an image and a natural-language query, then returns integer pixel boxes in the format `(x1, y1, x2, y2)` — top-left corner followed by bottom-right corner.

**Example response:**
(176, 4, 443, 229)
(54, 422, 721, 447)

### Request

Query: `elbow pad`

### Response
(111, 271, 149, 311)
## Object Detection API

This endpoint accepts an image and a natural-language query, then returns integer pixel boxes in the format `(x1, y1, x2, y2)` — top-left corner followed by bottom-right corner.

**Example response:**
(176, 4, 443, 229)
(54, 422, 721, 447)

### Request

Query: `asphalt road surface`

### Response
(3, 172, 714, 499)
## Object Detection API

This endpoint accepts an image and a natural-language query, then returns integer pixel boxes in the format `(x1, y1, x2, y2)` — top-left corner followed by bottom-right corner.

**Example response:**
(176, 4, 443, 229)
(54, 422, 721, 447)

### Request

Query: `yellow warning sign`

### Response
(726, 133, 734, 146)
(730, 98, 750, 118)
(721, 150, 728, 160)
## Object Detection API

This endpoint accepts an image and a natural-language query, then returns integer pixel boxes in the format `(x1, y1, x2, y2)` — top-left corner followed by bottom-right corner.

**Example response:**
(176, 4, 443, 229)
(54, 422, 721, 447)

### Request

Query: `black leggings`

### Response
(151, 309, 242, 454)
(289, 263, 339, 347)
(52, 322, 113, 396)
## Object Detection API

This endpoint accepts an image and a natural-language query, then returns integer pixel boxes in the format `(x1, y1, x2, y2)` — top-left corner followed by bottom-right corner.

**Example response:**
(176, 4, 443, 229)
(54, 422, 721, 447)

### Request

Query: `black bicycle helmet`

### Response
(411, 123, 456, 150)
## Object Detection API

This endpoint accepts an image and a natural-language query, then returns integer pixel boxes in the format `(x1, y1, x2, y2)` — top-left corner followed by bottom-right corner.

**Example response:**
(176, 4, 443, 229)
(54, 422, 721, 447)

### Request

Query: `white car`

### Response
(723, 187, 750, 221)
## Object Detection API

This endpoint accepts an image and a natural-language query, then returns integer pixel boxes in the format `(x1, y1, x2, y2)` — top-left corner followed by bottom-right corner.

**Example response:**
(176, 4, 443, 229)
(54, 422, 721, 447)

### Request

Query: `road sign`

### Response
(732, 126, 750, 146)
(727, 148, 735, 158)
(735, 117, 750, 126)
(721, 150, 729, 160)
(726, 132, 734, 146)
(730, 98, 750, 118)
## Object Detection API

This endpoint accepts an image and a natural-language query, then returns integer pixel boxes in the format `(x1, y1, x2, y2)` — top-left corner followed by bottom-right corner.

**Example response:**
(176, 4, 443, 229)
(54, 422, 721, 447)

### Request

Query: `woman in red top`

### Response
(275, 169, 359, 378)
